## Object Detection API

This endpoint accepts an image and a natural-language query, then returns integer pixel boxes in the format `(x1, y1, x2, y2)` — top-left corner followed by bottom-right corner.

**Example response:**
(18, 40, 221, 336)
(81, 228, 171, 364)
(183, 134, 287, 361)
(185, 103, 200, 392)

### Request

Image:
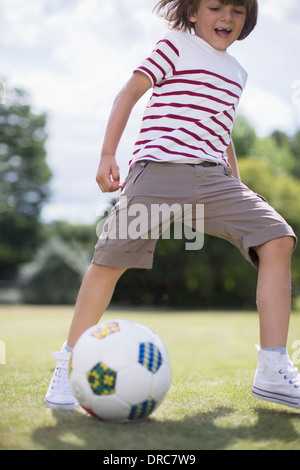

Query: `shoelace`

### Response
(279, 361, 300, 388)
(51, 351, 72, 391)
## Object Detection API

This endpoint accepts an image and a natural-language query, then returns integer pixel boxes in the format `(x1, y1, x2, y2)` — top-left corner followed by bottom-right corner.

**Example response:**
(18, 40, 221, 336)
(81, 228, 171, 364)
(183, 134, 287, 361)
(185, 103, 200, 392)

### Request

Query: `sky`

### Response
(1, 0, 300, 224)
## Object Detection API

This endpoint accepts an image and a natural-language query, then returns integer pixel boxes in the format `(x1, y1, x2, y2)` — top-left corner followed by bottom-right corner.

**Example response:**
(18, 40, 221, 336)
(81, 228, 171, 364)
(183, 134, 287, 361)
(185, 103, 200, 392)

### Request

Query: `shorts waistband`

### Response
(198, 161, 220, 167)
(187, 161, 220, 168)
(132, 160, 221, 169)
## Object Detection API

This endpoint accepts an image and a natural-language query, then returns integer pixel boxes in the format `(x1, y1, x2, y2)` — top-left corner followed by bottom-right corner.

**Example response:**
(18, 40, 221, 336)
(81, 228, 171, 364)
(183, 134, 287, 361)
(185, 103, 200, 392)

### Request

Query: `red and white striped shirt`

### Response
(132, 31, 247, 166)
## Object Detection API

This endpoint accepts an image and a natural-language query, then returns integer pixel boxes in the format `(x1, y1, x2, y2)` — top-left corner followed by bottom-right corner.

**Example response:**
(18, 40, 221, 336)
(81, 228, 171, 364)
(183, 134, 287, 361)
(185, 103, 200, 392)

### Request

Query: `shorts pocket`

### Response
(223, 166, 233, 177)
(256, 193, 269, 204)
(122, 161, 150, 194)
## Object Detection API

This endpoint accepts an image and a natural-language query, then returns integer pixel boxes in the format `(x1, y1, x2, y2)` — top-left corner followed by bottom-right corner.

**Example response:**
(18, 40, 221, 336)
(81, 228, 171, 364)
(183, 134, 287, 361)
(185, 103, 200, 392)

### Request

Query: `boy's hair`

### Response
(154, 0, 258, 40)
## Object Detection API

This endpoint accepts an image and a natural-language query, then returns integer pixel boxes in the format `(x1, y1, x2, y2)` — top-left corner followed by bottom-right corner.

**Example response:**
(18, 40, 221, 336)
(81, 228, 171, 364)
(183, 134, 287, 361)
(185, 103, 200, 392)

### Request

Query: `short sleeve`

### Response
(135, 33, 180, 87)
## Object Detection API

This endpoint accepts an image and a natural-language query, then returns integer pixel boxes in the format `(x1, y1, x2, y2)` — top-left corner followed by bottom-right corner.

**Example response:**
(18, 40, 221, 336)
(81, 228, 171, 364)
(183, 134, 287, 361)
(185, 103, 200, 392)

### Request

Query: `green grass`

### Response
(1, 305, 300, 450)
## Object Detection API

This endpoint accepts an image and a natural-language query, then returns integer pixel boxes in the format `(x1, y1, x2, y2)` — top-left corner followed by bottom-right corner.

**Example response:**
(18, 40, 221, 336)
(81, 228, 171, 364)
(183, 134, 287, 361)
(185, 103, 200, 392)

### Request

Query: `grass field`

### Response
(1, 305, 300, 450)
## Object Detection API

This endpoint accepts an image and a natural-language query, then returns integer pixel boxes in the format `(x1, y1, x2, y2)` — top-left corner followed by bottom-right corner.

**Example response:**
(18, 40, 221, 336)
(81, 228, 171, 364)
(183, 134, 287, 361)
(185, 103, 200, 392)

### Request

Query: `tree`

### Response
(289, 130, 300, 178)
(0, 86, 52, 280)
(231, 114, 257, 158)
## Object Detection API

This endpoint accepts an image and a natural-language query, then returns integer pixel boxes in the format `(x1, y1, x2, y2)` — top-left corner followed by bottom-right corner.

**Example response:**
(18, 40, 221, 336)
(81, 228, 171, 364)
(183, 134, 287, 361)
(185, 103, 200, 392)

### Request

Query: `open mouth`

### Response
(214, 27, 232, 38)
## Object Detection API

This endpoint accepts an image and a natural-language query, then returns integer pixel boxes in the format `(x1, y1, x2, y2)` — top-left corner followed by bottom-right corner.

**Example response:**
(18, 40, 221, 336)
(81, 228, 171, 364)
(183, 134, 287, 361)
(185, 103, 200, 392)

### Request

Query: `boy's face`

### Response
(189, 0, 247, 51)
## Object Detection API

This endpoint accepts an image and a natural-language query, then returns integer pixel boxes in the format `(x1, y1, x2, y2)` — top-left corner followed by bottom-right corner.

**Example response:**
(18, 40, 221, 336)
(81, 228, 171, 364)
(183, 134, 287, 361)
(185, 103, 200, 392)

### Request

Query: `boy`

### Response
(45, 0, 300, 411)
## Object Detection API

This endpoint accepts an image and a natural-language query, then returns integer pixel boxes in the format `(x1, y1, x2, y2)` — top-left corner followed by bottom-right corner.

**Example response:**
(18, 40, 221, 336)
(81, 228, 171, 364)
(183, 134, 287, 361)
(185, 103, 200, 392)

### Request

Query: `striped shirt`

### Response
(132, 31, 247, 167)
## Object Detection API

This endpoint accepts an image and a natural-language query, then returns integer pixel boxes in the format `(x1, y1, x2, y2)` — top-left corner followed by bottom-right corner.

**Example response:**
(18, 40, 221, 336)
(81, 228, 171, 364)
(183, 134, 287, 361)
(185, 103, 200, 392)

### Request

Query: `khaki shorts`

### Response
(92, 161, 296, 269)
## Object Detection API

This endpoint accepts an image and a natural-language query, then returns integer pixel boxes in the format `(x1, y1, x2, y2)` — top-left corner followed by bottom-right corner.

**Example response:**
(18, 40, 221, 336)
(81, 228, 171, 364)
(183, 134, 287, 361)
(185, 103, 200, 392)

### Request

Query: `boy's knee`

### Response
(89, 263, 128, 280)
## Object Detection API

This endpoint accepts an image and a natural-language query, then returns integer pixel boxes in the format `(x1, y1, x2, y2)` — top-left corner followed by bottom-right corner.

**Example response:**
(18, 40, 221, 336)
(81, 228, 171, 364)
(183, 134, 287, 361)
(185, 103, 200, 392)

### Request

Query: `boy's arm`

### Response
(96, 71, 152, 193)
(226, 139, 241, 181)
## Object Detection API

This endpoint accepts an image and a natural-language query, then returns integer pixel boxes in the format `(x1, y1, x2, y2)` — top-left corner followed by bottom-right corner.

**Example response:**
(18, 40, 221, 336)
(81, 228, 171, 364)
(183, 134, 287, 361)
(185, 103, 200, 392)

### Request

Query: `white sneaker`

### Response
(45, 343, 79, 410)
(252, 347, 300, 409)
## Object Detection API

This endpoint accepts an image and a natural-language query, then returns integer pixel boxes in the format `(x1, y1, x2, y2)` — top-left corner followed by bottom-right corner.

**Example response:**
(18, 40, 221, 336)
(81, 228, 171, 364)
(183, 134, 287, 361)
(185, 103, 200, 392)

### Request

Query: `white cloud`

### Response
(239, 86, 297, 136)
(0, 0, 299, 223)
(260, 0, 300, 23)
(41, 201, 98, 224)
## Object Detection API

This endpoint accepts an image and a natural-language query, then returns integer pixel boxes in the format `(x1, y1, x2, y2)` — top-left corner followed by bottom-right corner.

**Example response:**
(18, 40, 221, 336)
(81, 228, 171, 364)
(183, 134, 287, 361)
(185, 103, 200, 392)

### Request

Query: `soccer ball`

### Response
(69, 319, 172, 422)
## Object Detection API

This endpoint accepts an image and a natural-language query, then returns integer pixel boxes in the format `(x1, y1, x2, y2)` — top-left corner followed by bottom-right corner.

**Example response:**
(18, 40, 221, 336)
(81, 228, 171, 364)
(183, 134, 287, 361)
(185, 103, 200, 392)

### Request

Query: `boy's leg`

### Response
(194, 164, 299, 408)
(254, 236, 294, 348)
(44, 161, 172, 410)
(67, 263, 127, 347)
(45, 263, 127, 410)
(252, 236, 300, 409)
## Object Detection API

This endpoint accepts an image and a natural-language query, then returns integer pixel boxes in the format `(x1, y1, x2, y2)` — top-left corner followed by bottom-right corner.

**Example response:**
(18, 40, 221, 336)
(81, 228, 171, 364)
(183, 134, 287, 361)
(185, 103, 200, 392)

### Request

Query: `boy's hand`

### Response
(96, 156, 122, 193)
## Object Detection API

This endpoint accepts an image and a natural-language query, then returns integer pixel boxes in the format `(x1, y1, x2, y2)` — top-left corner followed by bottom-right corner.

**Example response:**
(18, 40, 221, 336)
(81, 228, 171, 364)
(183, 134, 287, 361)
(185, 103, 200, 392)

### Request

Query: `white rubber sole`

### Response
(252, 386, 300, 410)
(44, 398, 80, 410)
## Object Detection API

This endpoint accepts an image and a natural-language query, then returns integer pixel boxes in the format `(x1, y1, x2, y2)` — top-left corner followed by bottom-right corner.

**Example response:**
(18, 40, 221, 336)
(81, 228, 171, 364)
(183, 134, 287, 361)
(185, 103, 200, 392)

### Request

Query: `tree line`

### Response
(1, 86, 300, 309)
